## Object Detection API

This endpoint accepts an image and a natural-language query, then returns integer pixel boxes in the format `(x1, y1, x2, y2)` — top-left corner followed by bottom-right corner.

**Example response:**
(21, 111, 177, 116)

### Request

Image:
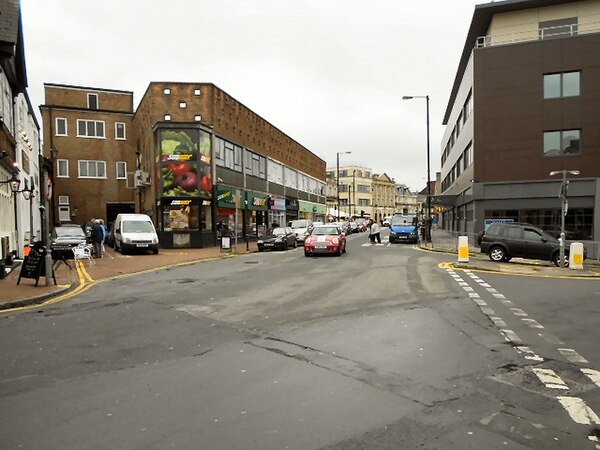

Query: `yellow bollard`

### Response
(458, 236, 469, 263)
(569, 242, 584, 270)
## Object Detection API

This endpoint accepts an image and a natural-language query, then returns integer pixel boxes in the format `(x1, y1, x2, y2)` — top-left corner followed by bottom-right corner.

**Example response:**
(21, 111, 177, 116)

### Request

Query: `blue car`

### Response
(389, 215, 419, 243)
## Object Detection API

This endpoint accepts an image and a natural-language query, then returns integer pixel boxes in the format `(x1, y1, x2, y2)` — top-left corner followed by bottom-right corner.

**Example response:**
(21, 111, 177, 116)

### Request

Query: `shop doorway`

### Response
(106, 203, 135, 227)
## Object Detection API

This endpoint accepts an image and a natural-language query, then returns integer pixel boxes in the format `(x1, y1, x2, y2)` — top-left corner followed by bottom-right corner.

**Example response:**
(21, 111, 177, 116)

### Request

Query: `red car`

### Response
(304, 225, 347, 256)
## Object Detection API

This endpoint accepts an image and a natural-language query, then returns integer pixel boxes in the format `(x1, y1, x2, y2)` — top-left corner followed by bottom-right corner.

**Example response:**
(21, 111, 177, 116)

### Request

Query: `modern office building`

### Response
(439, 0, 600, 246)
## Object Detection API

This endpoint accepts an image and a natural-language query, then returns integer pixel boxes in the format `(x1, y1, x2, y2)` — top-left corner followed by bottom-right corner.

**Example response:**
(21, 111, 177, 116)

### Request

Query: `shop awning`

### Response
(327, 208, 348, 218)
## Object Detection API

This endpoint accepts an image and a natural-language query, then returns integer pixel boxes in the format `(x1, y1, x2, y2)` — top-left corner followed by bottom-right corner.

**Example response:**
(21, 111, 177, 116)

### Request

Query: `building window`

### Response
(543, 130, 581, 156)
(194, 115, 202, 122)
(544, 71, 580, 99)
(245, 149, 266, 179)
(463, 142, 473, 169)
(179, 101, 187, 108)
(357, 184, 370, 193)
(77, 119, 105, 138)
(87, 93, 99, 110)
(57, 159, 69, 178)
(55, 117, 67, 136)
(58, 195, 69, 205)
(164, 114, 171, 121)
(358, 199, 370, 206)
(78, 160, 107, 179)
(164, 88, 171, 95)
(116, 161, 127, 179)
(194, 89, 201, 96)
(115, 122, 126, 140)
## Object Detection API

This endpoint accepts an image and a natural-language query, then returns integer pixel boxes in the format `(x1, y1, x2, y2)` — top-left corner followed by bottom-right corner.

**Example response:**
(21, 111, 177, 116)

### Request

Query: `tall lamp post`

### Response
(50, 146, 58, 227)
(403, 95, 431, 240)
(550, 169, 580, 268)
(336, 151, 351, 221)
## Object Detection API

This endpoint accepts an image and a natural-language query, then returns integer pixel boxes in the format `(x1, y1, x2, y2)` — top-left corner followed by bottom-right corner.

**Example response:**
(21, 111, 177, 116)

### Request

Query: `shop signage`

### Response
(247, 192, 269, 211)
(202, 200, 211, 206)
(286, 198, 299, 211)
(299, 201, 326, 214)
(270, 197, 286, 211)
(163, 154, 194, 161)
(217, 187, 245, 209)
(169, 199, 193, 206)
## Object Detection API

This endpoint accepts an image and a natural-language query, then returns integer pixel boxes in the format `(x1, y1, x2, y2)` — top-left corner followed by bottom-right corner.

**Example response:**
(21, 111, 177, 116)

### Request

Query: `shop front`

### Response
(216, 186, 244, 238)
(268, 196, 286, 229)
(157, 128, 214, 247)
(246, 191, 269, 238)
(299, 201, 327, 222)
(286, 198, 299, 224)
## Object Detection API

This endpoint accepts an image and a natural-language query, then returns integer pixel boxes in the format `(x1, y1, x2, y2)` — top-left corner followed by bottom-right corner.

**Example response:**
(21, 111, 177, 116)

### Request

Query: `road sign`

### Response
(484, 218, 514, 231)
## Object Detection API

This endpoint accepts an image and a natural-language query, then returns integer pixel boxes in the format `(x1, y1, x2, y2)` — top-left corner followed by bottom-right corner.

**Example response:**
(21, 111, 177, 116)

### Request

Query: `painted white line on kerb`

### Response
(557, 397, 600, 425)
(581, 369, 600, 388)
(501, 329, 522, 343)
(490, 317, 507, 327)
(522, 318, 544, 329)
(516, 346, 544, 362)
(532, 368, 570, 390)
(558, 348, 589, 364)
(510, 308, 528, 317)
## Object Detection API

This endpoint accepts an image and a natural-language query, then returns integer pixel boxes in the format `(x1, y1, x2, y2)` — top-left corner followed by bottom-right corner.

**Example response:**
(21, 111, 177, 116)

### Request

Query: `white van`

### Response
(113, 214, 160, 255)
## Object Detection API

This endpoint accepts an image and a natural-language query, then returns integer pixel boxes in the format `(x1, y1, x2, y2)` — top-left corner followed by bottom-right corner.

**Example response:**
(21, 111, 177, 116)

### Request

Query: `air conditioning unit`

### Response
(134, 170, 143, 188)
(141, 171, 151, 186)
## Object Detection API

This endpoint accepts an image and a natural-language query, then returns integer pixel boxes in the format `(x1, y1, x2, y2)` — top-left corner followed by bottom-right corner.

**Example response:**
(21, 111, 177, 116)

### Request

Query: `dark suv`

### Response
(479, 222, 583, 266)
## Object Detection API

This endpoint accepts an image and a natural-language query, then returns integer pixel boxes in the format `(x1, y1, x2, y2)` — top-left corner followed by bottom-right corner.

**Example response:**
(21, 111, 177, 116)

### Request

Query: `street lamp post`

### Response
(50, 147, 58, 227)
(550, 169, 580, 268)
(336, 151, 351, 221)
(9, 176, 21, 258)
(403, 95, 431, 240)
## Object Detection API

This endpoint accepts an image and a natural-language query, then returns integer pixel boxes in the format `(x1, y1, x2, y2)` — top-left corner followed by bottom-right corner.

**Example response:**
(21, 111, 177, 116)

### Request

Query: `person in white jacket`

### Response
(368, 219, 381, 243)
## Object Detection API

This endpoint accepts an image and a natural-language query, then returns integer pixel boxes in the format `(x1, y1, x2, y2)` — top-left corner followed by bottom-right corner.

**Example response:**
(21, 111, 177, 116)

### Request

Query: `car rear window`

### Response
(502, 226, 522, 239)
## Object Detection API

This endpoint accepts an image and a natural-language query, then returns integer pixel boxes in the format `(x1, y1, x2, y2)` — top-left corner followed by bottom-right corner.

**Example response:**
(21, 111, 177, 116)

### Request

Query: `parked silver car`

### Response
(289, 219, 313, 243)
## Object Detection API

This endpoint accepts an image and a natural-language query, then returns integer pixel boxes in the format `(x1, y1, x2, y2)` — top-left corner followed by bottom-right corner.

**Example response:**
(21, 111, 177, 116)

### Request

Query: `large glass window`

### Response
(57, 159, 69, 177)
(56, 118, 67, 136)
(544, 130, 580, 156)
(77, 119, 105, 138)
(544, 72, 580, 99)
(78, 160, 106, 178)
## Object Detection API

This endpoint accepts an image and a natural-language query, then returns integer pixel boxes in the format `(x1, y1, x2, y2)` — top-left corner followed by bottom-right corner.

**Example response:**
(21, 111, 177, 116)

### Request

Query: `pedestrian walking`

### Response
(90, 219, 104, 258)
(370, 219, 381, 243)
(99, 219, 108, 255)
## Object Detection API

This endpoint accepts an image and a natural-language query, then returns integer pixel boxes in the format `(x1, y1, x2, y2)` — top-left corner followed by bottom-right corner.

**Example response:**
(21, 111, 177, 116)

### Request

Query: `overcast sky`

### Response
(21, 0, 481, 192)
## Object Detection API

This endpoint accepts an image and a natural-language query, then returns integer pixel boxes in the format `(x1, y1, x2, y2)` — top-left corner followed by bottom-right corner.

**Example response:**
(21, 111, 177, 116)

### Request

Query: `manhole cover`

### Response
(245, 261, 260, 264)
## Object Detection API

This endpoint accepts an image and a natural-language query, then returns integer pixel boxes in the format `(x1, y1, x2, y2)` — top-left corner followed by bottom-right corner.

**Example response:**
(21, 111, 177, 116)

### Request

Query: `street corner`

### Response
(446, 258, 600, 279)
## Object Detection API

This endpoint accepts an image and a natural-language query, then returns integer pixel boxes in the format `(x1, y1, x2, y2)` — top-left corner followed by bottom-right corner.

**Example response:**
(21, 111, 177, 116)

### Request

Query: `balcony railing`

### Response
(476, 21, 600, 48)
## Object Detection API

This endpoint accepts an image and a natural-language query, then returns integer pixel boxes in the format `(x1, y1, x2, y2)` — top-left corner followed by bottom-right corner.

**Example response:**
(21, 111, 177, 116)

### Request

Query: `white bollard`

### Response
(569, 242, 584, 270)
(458, 236, 469, 263)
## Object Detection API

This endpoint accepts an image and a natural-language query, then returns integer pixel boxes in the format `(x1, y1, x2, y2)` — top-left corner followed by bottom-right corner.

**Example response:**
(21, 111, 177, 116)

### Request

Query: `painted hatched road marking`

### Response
(490, 316, 507, 327)
(558, 348, 589, 364)
(557, 397, 600, 425)
(510, 308, 528, 317)
(515, 346, 544, 362)
(532, 368, 570, 390)
(522, 318, 544, 329)
(581, 369, 600, 388)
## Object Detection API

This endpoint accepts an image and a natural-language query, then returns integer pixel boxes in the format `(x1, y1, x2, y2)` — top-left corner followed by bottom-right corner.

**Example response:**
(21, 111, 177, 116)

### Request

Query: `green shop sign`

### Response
(217, 187, 245, 209)
(247, 192, 269, 211)
(299, 201, 326, 214)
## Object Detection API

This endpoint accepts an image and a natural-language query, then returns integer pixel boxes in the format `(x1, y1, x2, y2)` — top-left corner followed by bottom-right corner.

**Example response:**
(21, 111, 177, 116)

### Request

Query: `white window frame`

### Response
(58, 205, 71, 222)
(87, 93, 99, 110)
(55, 117, 67, 136)
(116, 161, 127, 179)
(76, 119, 106, 139)
(78, 160, 107, 179)
(58, 195, 69, 205)
(57, 159, 69, 178)
(115, 122, 126, 140)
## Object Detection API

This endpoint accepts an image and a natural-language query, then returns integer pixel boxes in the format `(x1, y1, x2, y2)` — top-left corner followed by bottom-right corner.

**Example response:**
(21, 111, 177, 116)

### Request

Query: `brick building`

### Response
(40, 84, 137, 227)
(41, 82, 326, 248)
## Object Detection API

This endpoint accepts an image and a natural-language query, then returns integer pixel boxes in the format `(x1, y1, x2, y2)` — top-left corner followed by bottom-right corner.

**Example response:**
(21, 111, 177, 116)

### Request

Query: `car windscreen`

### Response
(290, 220, 307, 228)
(312, 227, 339, 236)
(55, 227, 86, 238)
(272, 228, 286, 235)
(122, 220, 154, 233)
(391, 216, 415, 226)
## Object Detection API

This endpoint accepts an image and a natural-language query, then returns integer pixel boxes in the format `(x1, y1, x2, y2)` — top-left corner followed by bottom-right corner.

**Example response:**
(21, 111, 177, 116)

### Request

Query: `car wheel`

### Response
(335, 246, 342, 256)
(342, 242, 346, 254)
(258, 248, 264, 253)
(304, 250, 310, 257)
(293, 240, 297, 249)
(488, 246, 506, 262)
(283, 241, 288, 251)
(389, 238, 395, 243)
(153, 248, 159, 255)
(552, 252, 569, 267)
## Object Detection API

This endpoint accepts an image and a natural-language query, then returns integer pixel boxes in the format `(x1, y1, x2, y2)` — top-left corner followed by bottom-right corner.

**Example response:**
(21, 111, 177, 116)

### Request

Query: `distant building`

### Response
(395, 184, 419, 216)
(326, 166, 373, 219)
(372, 173, 396, 221)
(440, 0, 600, 244)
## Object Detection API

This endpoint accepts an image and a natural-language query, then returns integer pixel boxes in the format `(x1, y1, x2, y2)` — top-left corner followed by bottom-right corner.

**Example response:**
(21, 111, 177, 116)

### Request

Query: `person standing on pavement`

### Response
(90, 219, 104, 258)
(99, 219, 108, 255)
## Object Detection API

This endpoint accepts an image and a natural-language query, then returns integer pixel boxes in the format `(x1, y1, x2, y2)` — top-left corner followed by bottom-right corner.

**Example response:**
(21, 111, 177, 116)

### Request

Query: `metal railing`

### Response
(476, 21, 600, 48)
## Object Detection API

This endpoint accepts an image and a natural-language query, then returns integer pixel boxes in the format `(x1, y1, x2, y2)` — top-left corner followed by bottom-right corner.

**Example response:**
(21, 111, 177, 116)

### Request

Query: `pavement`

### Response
(2, 238, 599, 312)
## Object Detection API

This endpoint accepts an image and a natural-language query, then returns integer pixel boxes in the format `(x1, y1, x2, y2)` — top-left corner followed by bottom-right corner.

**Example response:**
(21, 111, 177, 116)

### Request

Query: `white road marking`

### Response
(532, 368, 570, 390)
(556, 397, 600, 425)
(500, 299, 514, 306)
(473, 298, 487, 306)
(480, 283, 491, 288)
(490, 317, 507, 327)
(458, 281, 469, 286)
(462, 286, 474, 292)
(486, 288, 498, 293)
(493, 293, 506, 299)
(510, 308, 528, 317)
(468, 292, 480, 298)
(558, 348, 589, 364)
(516, 346, 544, 362)
(361, 243, 372, 247)
(522, 318, 544, 329)
(501, 329, 522, 343)
(480, 307, 496, 316)
(581, 369, 600, 388)
(539, 333, 565, 346)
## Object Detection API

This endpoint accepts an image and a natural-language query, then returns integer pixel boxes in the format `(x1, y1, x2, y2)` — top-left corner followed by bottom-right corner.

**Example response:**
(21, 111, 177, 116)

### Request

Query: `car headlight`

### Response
(257, 240, 263, 244)
(124, 238, 132, 244)
(332, 238, 339, 244)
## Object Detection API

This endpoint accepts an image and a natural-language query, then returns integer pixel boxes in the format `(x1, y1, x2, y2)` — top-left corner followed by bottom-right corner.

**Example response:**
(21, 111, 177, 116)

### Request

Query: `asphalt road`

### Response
(1, 229, 600, 449)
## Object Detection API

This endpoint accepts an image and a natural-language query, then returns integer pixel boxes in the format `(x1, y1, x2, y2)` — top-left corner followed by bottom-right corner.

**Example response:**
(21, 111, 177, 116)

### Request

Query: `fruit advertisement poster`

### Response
(160, 129, 211, 164)
(162, 163, 212, 197)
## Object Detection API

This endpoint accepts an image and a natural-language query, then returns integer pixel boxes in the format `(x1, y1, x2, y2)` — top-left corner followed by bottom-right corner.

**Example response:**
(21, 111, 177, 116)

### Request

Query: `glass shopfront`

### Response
(268, 196, 286, 228)
(216, 187, 244, 238)
(247, 191, 269, 238)
(299, 201, 327, 221)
